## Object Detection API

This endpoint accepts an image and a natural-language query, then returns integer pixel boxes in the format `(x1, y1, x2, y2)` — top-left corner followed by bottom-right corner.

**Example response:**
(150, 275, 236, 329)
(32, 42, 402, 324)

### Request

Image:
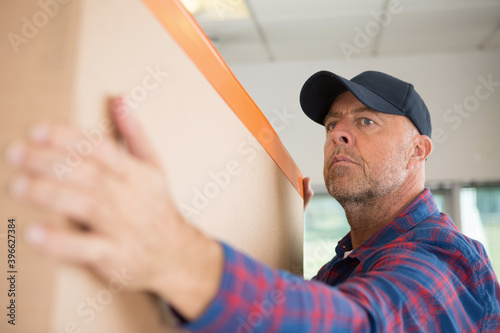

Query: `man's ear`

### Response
(407, 135, 432, 170)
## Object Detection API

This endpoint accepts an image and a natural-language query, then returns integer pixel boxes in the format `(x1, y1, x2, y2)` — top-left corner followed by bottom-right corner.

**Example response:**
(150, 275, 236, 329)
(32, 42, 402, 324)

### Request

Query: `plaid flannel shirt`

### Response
(185, 189, 500, 332)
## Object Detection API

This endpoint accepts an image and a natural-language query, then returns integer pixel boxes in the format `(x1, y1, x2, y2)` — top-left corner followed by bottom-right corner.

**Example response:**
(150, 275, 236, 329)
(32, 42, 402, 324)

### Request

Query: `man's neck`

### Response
(343, 184, 424, 250)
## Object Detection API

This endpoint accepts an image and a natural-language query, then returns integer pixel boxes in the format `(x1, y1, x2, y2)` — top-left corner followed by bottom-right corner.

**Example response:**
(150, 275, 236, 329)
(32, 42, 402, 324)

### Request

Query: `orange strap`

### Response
(142, 0, 304, 198)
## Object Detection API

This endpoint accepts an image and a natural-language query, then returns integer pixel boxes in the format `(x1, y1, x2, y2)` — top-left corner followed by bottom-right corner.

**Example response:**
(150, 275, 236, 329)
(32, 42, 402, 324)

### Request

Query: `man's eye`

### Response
(361, 118, 374, 126)
(326, 122, 336, 132)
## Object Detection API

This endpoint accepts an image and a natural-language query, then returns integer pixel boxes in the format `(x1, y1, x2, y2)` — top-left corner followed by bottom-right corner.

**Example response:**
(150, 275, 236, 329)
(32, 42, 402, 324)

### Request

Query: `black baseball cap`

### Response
(299, 70, 432, 138)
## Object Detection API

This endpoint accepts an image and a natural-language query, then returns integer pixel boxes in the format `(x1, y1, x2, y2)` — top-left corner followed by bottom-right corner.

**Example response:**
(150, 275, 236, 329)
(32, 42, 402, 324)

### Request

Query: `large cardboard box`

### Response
(0, 0, 304, 332)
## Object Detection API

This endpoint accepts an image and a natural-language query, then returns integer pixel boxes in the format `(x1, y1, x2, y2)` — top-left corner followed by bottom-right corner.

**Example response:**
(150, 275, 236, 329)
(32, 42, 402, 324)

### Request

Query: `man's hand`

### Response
(303, 177, 314, 210)
(4, 98, 223, 320)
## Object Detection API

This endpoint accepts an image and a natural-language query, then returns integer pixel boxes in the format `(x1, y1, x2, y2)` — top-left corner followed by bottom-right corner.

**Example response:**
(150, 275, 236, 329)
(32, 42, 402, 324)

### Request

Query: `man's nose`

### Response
(330, 119, 355, 147)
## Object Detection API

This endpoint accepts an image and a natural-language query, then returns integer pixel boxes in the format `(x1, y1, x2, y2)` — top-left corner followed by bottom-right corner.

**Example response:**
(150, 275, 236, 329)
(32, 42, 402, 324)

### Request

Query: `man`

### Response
(5, 70, 500, 331)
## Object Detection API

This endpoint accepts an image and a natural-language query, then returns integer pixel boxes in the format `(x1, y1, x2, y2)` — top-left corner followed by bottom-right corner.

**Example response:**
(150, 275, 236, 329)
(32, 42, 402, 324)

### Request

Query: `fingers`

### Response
(4, 98, 162, 185)
(6, 141, 105, 187)
(111, 97, 162, 168)
(303, 177, 314, 210)
(8, 175, 116, 233)
(24, 222, 112, 265)
(26, 122, 126, 179)
(3, 105, 162, 235)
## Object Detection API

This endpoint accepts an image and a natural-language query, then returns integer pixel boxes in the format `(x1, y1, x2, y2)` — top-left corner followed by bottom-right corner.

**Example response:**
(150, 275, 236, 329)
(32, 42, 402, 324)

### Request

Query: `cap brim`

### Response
(300, 71, 405, 125)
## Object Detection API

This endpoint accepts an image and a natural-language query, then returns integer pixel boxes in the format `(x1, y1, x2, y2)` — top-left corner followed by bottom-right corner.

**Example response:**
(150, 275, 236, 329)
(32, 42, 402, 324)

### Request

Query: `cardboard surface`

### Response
(0, 0, 303, 331)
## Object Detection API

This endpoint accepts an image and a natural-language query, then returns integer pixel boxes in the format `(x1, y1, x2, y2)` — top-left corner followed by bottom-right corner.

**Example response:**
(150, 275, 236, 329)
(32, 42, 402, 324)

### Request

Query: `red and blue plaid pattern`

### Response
(185, 189, 500, 332)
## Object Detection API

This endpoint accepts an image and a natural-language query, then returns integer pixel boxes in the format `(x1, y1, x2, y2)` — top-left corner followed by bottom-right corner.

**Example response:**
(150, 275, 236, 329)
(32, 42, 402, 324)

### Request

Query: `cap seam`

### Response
(356, 84, 406, 113)
(400, 84, 413, 111)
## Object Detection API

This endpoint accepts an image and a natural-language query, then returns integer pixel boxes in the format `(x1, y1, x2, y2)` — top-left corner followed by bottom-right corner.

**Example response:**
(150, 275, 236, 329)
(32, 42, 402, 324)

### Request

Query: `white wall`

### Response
(229, 50, 500, 188)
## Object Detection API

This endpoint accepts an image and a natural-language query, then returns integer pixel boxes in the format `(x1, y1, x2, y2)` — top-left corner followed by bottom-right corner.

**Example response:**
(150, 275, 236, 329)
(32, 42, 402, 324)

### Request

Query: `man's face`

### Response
(323, 91, 414, 204)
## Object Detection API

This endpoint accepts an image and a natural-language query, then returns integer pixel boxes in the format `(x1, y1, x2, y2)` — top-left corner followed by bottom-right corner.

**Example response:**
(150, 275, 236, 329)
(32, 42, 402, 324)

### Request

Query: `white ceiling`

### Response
(193, 0, 500, 64)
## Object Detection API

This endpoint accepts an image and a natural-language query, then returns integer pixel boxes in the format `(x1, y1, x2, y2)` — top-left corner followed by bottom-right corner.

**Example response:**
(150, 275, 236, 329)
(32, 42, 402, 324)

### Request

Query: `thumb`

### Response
(111, 96, 162, 168)
(303, 177, 314, 210)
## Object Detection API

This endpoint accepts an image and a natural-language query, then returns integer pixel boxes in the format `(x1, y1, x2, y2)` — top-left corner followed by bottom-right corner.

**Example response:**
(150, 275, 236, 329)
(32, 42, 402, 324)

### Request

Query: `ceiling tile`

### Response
(194, 0, 250, 21)
(198, 19, 270, 62)
(378, 5, 500, 55)
(213, 41, 270, 63)
(199, 19, 258, 43)
(396, 0, 500, 12)
(193, 0, 500, 64)
(248, 0, 385, 20)
(262, 15, 378, 60)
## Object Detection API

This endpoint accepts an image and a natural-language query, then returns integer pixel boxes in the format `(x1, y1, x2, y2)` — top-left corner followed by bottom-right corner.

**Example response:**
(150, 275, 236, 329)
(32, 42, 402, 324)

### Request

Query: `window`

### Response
(303, 184, 500, 279)
(460, 186, 500, 275)
(303, 194, 348, 279)
(429, 189, 450, 214)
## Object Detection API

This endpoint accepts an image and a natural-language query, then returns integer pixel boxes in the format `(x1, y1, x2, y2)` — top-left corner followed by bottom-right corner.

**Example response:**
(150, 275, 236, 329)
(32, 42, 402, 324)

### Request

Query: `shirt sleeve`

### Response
(183, 242, 486, 332)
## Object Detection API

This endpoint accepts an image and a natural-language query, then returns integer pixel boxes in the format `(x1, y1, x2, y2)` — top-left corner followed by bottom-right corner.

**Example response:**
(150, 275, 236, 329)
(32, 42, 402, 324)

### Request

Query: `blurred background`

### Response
(182, 0, 500, 278)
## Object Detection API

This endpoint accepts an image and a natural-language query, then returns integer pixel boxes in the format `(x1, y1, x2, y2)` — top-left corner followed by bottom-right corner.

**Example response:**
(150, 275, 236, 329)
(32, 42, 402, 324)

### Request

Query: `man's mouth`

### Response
(330, 154, 357, 167)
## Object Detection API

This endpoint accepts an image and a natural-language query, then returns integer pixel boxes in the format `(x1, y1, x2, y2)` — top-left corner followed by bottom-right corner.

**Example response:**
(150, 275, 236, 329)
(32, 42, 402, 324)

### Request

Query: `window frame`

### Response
(304, 181, 500, 277)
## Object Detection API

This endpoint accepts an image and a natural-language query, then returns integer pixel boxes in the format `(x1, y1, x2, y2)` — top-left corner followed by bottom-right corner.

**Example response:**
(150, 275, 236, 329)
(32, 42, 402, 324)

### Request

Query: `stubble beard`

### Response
(324, 145, 409, 210)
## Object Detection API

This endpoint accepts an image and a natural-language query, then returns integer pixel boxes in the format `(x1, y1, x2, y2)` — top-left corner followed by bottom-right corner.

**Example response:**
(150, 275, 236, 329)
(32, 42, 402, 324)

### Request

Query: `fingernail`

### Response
(9, 176, 29, 198)
(113, 97, 130, 119)
(25, 224, 47, 245)
(5, 142, 25, 167)
(29, 123, 50, 143)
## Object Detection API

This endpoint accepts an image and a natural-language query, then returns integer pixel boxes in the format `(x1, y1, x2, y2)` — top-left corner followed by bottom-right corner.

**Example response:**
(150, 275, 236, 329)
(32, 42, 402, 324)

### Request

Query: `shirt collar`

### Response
(335, 188, 439, 261)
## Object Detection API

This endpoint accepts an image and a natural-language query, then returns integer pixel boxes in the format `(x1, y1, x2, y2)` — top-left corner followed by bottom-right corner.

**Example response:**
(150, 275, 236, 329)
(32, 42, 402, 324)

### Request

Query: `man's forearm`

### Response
(184, 243, 371, 332)
(153, 225, 224, 321)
